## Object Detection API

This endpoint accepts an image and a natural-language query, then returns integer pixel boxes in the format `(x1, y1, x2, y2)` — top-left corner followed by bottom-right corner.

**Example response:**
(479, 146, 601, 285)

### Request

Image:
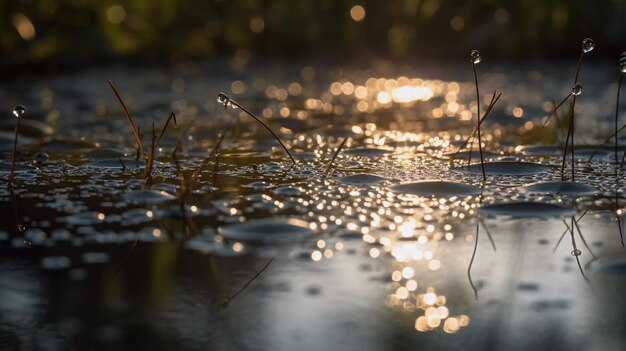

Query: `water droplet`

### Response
(32, 152, 49, 166)
(12, 105, 26, 118)
(470, 50, 481, 64)
(571, 249, 582, 256)
(571, 84, 582, 96)
(581, 38, 594, 53)
(619, 52, 626, 73)
(217, 92, 232, 108)
(24, 240, 32, 248)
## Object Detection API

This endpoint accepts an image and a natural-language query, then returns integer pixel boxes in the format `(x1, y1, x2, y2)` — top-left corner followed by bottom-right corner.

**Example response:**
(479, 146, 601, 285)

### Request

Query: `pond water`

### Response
(0, 61, 624, 350)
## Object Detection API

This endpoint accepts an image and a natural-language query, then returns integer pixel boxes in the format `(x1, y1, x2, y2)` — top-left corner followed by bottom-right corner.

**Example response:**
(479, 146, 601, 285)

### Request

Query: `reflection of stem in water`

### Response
(324, 137, 349, 176)
(8, 184, 25, 233)
(222, 258, 274, 307)
(563, 217, 590, 282)
(554, 210, 587, 252)
(114, 233, 140, 278)
(571, 217, 597, 260)
(468, 193, 491, 301)
(479, 218, 497, 252)
(467, 220, 480, 301)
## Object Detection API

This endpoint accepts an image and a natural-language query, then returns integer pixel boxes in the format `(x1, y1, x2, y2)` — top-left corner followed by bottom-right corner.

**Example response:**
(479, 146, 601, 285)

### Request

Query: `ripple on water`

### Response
(124, 189, 176, 204)
(441, 150, 502, 160)
(522, 181, 600, 197)
(0, 162, 36, 173)
(451, 162, 551, 176)
(479, 202, 575, 218)
(218, 218, 312, 243)
(85, 158, 145, 169)
(344, 146, 394, 157)
(339, 174, 388, 186)
(390, 181, 482, 197)
(272, 185, 303, 196)
(590, 255, 625, 276)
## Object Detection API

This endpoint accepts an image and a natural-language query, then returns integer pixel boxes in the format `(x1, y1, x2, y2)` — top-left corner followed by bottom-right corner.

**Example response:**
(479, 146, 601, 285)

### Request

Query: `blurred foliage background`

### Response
(1, 0, 624, 70)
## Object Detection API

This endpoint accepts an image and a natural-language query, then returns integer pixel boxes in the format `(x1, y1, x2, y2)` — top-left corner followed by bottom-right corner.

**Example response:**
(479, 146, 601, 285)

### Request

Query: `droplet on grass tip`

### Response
(581, 38, 594, 53)
(470, 50, 481, 64)
(619, 52, 626, 73)
(12, 105, 26, 118)
(217, 93, 232, 108)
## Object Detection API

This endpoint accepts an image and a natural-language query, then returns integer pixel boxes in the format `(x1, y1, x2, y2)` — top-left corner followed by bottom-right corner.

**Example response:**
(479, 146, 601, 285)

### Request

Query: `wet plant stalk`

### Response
(108, 80, 146, 159)
(560, 51, 585, 180)
(220, 94, 296, 165)
(8, 118, 21, 184)
(450, 92, 501, 165)
(324, 137, 349, 176)
(472, 63, 486, 182)
(615, 74, 623, 163)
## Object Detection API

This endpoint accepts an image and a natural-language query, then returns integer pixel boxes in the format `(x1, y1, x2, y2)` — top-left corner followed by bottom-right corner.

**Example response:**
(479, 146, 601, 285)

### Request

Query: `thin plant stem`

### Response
(8, 118, 21, 184)
(108, 80, 146, 159)
(587, 122, 626, 162)
(450, 92, 501, 165)
(472, 63, 486, 182)
(190, 132, 225, 190)
(561, 101, 574, 181)
(143, 123, 157, 181)
(219, 93, 296, 165)
(571, 96, 576, 181)
(542, 93, 571, 127)
(172, 119, 196, 159)
(616, 74, 623, 163)
(156, 112, 177, 147)
(324, 137, 349, 176)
